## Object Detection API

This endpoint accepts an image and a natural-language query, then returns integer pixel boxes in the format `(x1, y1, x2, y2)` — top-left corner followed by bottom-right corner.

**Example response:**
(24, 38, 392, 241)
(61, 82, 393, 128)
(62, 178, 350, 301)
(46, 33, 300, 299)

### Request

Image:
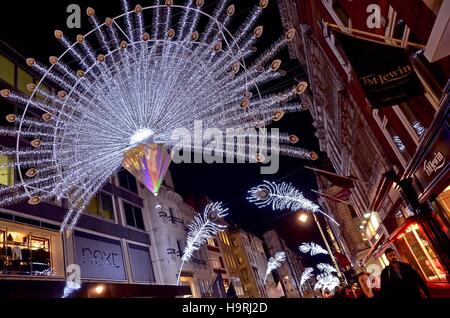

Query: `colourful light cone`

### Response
(122, 144, 172, 196)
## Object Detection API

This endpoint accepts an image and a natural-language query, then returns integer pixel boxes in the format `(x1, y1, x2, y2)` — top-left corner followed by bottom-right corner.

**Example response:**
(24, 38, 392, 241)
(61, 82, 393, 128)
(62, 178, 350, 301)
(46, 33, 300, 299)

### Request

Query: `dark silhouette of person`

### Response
(380, 247, 431, 299)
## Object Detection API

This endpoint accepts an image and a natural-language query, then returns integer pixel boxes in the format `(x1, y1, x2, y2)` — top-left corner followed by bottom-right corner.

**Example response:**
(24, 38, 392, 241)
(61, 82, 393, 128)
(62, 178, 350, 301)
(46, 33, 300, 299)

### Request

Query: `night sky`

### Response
(0, 0, 333, 267)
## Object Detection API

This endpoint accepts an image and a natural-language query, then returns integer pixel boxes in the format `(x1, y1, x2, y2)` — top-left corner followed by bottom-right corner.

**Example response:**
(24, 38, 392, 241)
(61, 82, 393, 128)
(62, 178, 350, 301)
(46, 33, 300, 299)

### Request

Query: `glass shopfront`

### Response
(0, 220, 64, 277)
(395, 222, 448, 282)
(433, 185, 450, 240)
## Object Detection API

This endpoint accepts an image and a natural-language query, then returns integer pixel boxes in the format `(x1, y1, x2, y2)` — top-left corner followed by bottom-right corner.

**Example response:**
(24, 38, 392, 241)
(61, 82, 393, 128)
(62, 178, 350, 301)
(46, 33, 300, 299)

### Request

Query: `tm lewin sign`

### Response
(334, 31, 423, 108)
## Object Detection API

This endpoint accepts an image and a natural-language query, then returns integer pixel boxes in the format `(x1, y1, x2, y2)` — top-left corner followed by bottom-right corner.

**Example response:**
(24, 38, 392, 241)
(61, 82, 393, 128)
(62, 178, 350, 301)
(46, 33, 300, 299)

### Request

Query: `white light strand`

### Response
(300, 267, 314, 287)
(299, 242, 329, 256)
(247, 181, 340, 225)
(314, 273, 340, 292)
(62, 281, 81, 298)
(264, 251, 286, 284)
(177, 201, 228, 285)
(0, 0, 313, 231)
(316, 263, 337, 274)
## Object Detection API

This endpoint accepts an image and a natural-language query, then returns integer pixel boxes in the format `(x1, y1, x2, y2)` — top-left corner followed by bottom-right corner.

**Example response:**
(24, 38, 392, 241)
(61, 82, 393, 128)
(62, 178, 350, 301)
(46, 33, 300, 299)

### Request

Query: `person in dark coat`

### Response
(380, 247, 431, 299)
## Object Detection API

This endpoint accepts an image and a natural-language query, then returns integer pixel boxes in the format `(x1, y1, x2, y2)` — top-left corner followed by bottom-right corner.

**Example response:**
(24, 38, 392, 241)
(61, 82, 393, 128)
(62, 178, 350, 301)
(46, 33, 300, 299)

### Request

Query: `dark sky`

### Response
(0, 0, 333, 267)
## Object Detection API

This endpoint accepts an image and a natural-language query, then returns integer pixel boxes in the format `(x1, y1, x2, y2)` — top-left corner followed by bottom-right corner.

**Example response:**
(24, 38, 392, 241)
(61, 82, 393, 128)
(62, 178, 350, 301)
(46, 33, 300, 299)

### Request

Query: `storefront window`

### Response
(436, 185, 450, 224)
(0, 222, 63, 277)
(397, 223, 448, 281)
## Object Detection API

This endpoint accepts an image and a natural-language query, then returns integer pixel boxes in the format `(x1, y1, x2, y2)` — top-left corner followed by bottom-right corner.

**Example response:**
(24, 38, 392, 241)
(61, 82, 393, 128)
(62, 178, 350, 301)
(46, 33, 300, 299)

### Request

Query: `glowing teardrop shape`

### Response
(122, 144, 172, 196)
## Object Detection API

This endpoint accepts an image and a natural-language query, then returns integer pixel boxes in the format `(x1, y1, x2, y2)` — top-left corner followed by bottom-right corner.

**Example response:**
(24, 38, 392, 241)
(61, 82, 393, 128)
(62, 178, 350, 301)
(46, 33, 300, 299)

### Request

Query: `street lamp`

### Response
(298, 213, 309, 223)
(298, 212, 343, 282)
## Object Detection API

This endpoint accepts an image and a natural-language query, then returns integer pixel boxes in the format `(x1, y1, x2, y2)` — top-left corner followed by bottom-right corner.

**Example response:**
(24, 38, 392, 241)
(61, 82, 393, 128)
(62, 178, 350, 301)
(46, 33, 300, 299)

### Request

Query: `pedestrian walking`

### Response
(380, 247, 431, 298)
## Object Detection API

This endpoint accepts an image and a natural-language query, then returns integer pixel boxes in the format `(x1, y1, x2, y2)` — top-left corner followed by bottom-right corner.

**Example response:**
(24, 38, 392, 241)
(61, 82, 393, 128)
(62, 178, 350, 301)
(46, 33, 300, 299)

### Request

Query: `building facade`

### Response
(207, 229, 245, 297)
(278, 0, 450, 296)
(263, 229, 313, 298)
(229, 229, 272, 298)
(141, 177, 215, 298)
(0, 42, 210, 297)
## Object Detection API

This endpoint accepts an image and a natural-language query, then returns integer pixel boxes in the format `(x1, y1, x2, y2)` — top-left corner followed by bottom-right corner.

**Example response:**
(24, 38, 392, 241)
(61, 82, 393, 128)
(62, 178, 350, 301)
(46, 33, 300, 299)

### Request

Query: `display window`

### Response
(434, 185, 450, 240)
(0, 220, 64, 277)
(396, 222, 448, 282)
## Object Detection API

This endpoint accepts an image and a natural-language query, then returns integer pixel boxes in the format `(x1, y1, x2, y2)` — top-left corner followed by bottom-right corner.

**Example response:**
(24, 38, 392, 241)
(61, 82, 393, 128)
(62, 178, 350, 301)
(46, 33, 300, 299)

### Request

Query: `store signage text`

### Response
(81, 248, 121, 269)
(423, 152, 445, 176)
(361, 65, 413, 86)
(414, 126, 449, 190)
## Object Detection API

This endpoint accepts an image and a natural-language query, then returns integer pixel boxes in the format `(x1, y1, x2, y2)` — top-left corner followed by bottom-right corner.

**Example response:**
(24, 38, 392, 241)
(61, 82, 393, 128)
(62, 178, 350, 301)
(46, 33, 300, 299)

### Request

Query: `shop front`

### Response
(362, 87, 449, 297)
(409, 113, 450, 277)
(0, 218, 65, 277)
(394, 89, 450, 296)
(369, 216, 450, 297)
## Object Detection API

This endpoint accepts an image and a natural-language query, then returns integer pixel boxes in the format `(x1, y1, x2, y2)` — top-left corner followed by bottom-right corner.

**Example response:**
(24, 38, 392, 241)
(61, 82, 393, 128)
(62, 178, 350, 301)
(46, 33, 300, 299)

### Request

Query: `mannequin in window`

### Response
(12, 245, 22, 260)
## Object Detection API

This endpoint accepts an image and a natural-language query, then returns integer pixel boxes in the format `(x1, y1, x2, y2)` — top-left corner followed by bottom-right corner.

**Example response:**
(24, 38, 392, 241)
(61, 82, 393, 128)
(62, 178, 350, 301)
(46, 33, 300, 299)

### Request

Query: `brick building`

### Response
(277, 0, 450, 296)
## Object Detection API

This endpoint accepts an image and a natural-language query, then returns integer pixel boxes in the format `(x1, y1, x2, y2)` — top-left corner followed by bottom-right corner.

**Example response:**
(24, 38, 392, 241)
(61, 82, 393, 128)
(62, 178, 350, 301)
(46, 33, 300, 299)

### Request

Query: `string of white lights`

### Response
(177, 201, 228, 285)
(264, 251, 286, 284)
(247, 181, 339, 225)
(1, 0, 314, 231)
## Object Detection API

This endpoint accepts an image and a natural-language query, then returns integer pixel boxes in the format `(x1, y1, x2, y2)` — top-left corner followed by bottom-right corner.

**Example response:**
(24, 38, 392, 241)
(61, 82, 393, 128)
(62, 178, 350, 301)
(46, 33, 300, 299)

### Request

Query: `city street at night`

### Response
(0, 0, 449, 310)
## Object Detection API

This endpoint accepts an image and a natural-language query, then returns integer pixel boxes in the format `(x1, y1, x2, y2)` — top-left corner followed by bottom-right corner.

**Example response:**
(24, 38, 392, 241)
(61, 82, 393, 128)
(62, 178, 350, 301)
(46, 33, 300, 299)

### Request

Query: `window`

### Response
(87, 192, 115, 220)
(387, 126, 411, 160)
(0, 155, 14, 186)
(207, 238, 216, 247)
(123, 202, 145, 230)
(348, 205, 358, 218)
(397, 102, 432, 139)
(333, 1, 350, 26)
(176, 240, 183, 257)
(397, 223, 448, 281)
(219, 257, 225, 268)
(220, 232, 230, 246)
(0, 229, 53, 276)
(240, 269, 249, 282)
(17, 67, 33, 96)
(118, 170, 138, 193)
(211, 257, 222, 270)
(36, 83, 50, 102)
(0, 54, 14, 85)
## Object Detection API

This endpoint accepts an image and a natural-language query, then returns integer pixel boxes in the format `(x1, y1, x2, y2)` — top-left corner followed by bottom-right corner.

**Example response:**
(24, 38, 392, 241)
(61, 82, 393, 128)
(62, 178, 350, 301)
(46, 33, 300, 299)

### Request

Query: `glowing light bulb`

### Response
(129, 128, 154, 146)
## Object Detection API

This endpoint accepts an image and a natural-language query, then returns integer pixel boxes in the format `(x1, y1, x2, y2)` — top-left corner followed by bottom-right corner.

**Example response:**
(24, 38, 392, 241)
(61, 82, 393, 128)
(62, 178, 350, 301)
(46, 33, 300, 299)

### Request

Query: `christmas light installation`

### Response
(0, 0, 316, 231)
(317, 263, 337, 275)
(300, 267, 314, 288)
(299, 242, 329, 256)
(247, 181, 339, 225)
(314, 273, 340, 292)
(178, 201, 228, 285)
(264, 251, 286, 284)
(62, 281, 81, 298)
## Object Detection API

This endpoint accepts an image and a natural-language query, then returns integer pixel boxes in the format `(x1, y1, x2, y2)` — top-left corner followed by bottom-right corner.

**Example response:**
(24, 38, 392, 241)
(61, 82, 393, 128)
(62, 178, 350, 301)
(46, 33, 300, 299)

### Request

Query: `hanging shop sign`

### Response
(414, 125, 449, 191)
(334, 31, 423, 108)
(74, 231, 126, 281)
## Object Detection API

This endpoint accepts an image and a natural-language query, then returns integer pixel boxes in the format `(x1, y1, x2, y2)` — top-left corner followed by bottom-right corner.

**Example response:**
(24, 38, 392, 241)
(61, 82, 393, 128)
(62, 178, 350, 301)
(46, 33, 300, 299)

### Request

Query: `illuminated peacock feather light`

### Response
(0, 0, 315, 231)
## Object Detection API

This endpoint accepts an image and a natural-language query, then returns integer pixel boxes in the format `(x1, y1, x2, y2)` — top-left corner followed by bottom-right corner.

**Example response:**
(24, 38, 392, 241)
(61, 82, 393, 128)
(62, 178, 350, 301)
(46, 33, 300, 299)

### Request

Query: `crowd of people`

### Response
(327, 248, 431, 299)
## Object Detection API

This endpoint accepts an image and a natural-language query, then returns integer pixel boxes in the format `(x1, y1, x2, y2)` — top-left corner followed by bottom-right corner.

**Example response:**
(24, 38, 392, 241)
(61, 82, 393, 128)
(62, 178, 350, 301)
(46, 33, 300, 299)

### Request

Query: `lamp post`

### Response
(298, 212, 344, 282)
